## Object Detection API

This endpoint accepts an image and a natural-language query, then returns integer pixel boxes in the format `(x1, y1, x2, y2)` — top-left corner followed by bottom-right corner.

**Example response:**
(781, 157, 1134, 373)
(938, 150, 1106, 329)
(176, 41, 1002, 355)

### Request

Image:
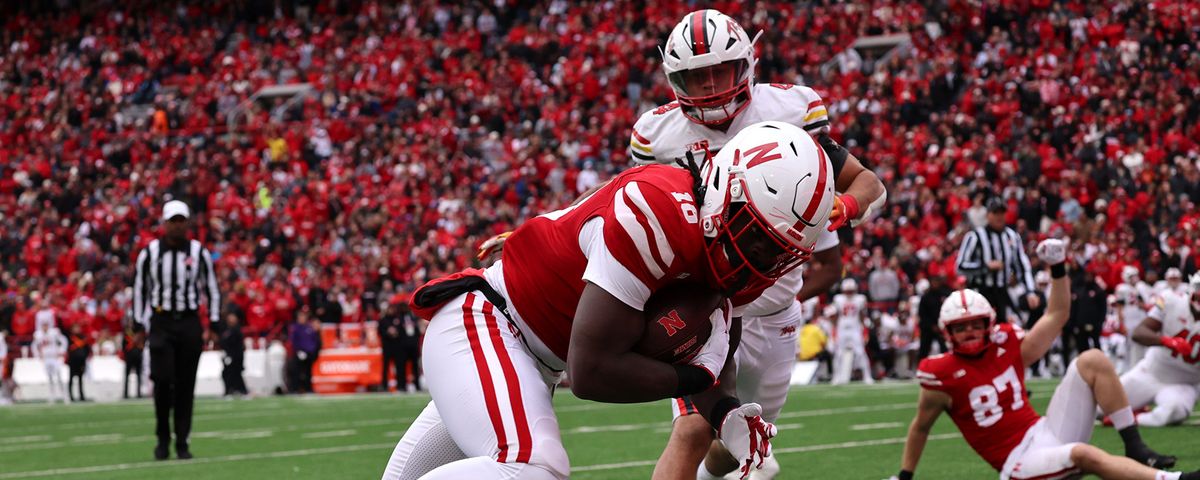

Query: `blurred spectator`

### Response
(287, 309, 321, 394)
(379, 293, 422, 393)
(917, 275, 951, 360)
(219, 314, 247, 397)
(33, 322, 68, 404)
(1068, 267, 1108, 363)
(66, 322, 90, 402)
(867, 258, 902, 312)
(0, 330, 8, 405)
(798, 315, 833, 383)
(122, 321, 146, 399)
(1020, 271, 1052, 377)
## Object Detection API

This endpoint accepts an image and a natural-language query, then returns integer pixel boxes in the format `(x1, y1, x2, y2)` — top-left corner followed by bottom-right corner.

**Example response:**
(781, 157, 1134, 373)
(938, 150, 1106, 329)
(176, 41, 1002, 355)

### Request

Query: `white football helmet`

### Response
(661, 9, 761, 125)
(697, 121, 835, 291)
(841, 278, 858, 293)
(938, 289, 996, 356)
(1121, 265, 1140, 285)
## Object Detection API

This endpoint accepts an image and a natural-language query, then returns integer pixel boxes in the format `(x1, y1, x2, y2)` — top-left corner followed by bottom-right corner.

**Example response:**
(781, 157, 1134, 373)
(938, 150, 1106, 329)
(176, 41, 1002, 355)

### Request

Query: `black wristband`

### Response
(1050, 263, 1066, 279)
(709, 396, 741, 431)
(673, 365, 714, 397)
(898, 470, 914, 480)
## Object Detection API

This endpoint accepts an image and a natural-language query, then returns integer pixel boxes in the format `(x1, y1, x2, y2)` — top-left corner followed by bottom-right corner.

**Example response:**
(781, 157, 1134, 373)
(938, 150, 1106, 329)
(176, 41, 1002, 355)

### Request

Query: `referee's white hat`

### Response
(162, 200, 190, 221)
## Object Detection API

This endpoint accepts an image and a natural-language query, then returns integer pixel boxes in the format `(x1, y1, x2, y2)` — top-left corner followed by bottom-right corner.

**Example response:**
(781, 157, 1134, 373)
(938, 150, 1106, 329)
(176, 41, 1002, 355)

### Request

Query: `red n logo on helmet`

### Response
(743, 142, 782, 169)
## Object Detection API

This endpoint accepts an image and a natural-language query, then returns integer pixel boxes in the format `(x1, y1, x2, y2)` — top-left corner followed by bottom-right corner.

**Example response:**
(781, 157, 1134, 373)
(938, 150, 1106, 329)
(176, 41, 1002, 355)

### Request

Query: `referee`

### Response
(955, 197, 1036, 322)
(133, 200, 220, 461)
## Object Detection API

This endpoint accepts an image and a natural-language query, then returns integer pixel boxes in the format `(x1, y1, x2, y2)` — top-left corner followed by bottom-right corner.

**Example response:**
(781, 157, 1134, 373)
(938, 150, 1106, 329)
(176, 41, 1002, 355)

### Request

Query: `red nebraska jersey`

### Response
(915, 323, 1038, 471)
(501, 165, 765, 360)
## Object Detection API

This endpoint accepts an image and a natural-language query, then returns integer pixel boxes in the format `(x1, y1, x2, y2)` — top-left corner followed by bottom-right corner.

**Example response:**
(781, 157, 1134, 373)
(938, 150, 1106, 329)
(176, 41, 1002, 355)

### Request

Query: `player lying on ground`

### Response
(1117, 272, 1200, 427)
(381, 121, 835, 480)
(893, 239, 1197, 480)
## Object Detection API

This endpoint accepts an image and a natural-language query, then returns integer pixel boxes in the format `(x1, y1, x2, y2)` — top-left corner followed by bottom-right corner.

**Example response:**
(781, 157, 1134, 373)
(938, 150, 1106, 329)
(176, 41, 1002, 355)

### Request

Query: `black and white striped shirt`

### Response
(133, 239, 220, 327)
(956, 226, 1035, 292)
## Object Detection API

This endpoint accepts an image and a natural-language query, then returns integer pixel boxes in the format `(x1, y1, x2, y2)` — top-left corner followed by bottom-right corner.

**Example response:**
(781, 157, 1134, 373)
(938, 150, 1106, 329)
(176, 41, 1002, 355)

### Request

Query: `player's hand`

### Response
(1035, 238, 1068, 265)
(688, 299, 732, 384)
(476, 231, 512, 261)
(717, 402, 777, 479)
(1161, 336, 1192, 357)
(827, 194, 860, 231)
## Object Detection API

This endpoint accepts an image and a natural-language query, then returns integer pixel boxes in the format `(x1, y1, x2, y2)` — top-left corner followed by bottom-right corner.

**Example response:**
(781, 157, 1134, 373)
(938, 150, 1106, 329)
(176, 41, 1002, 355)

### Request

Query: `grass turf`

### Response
(1, 379, 1197, 479)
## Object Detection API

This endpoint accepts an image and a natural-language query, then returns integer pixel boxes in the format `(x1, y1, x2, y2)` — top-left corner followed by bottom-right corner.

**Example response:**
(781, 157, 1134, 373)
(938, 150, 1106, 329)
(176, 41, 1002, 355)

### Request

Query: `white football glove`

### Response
(718, 402, 777, 479)
(688, 299, 732, 383)
(1035, 238, 1068, 265)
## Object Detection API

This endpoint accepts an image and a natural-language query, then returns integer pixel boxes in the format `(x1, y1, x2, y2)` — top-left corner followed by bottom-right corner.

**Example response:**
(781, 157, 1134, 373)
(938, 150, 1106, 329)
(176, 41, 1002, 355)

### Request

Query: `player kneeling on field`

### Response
(381, 121, 836, 480)
(892, 239, 1198, 480)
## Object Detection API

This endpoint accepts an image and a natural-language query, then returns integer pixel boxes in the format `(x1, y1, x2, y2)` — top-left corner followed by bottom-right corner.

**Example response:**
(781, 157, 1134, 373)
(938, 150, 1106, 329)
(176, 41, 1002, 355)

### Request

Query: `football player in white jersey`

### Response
(831, 278, 874, 385)
(1119, 272, 1200, 427)
(1153, 268, 1188, 298)
(1115, 283, 1149, 372)
(33, 321, 69, 404)
(634, 9, 886, 480)
(1121, 266, 1155, 305)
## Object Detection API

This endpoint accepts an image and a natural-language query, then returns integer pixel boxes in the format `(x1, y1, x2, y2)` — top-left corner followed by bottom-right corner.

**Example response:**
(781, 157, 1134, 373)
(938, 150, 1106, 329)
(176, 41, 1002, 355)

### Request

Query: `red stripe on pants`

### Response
(482, 302, 534, 463)
(462, 293, 511, 462)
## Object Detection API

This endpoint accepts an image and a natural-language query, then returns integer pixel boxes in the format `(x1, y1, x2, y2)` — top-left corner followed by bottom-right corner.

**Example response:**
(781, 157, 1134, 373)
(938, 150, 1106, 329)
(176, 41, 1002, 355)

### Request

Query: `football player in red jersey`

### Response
(382, 121, 835, 480)
(892, 239, 1197, 480)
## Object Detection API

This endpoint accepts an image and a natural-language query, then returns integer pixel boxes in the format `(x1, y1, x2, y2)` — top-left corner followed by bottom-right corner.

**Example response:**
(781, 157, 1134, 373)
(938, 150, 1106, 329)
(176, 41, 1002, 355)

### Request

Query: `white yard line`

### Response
(573, 433, 961, 472)
(0, 443, 398, 479)
(300, 429, 357, 439)
(849, 422, 905, 431)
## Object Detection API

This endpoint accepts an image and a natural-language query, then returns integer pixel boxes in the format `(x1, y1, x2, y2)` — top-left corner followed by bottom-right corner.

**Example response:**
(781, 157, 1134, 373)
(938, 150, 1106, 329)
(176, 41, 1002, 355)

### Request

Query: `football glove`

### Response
(1161, 336, 1192, 357)
(1035, 238, 1068, 265)
(476, 231, 512, 261)
(827, 194, 860, 231)
(718, 402, 777, 479)
(688, 299, 732, 385)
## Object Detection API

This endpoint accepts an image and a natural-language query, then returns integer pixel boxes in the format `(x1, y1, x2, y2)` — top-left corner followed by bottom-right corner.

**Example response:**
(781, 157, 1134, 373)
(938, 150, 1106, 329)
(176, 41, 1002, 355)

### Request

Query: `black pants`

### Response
(222, 355, 247, 395)
(974, 286, 1012, 323)
(290, 353, 316, 393)
(68, 355, 87, 401)
(918, 322, 947, 360)
(381, 346, 403, 389)
(149, 312, 203, 449)
(125, 350, 143, 398)
(1069, 325, 1102, 364)
(398, 343, 420, 390)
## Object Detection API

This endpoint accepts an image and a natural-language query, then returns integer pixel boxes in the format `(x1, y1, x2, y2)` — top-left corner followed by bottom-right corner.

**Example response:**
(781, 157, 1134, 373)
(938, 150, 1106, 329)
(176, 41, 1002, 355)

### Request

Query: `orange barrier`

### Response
(311, 348, 381, 394)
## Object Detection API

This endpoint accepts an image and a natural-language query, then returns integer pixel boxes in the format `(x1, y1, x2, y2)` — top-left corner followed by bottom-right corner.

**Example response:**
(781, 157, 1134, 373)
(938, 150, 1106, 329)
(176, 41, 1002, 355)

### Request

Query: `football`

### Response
(634, 282, 725, 364)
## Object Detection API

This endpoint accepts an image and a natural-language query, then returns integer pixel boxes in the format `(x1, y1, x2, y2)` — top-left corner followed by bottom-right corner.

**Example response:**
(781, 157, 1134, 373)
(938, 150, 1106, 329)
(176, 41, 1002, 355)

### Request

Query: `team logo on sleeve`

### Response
(991, 330, 1009, 345)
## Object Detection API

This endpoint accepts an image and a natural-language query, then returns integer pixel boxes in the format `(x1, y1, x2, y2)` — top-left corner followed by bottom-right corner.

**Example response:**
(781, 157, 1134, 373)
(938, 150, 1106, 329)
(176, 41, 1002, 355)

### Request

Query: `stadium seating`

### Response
(0, 0, 1198, 368)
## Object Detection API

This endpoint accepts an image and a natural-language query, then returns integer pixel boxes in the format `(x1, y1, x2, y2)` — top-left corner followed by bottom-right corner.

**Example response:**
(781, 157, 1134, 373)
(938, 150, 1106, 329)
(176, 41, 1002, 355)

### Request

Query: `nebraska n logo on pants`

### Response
(383, 292, 569, 480)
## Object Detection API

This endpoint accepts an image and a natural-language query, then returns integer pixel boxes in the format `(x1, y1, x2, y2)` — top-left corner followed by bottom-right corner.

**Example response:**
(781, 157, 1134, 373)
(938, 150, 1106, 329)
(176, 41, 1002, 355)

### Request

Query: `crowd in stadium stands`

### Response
(1, 1, 1199, 383)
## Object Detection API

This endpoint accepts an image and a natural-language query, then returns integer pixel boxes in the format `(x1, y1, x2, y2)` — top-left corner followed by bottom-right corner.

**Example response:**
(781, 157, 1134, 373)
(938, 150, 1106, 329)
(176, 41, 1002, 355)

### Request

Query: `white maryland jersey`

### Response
(832, 293, 868, 335)
(1130, 280, 1154, 304)
(33, 328, 67, 360)
(1152, 281, 1189, 299)
(1144, 292, 1200, 384)
(629, 83, 830, 166)
(1122, 303, 1148, 334)
(742, 225, 840, 317)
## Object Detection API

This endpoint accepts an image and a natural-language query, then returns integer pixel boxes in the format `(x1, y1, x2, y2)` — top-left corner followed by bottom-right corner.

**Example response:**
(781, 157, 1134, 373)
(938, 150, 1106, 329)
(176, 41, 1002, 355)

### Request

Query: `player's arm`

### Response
(796, 245, 842, 302)
(689, 315, 742, 426)
(1021, 239, 1070, 367)
(1131, 300, 1193, 355)
(817, 134, 886, 230)
(897, 387, 950, 478)
(567, 282, 715, 403)
(1132, 316, 1166, 346)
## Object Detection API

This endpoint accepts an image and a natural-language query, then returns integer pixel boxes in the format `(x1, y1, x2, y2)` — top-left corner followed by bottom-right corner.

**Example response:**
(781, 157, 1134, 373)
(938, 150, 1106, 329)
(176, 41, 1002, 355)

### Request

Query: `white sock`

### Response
(697, 463, 724, 480)
(1155, 471, 1180, 480)
(1110, 406, 1136, 430)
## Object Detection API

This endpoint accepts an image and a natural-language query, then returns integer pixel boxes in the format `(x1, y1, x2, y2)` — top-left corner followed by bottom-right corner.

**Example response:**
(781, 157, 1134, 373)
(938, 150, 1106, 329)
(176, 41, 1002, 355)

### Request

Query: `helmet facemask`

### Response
(668, 59, 753, 126)
(704, 199, 814, 294)
(941, 315, 992, 356)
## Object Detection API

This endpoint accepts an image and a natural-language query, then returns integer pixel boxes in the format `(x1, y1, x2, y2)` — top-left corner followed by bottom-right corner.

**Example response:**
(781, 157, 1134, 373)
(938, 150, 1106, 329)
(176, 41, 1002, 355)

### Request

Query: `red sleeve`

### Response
(915, 356, 951, 392)
(601, 176, 702, 292)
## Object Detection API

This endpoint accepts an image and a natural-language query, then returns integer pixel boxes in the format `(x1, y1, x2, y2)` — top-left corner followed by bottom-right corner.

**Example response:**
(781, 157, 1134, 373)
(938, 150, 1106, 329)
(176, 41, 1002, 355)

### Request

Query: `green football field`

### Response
(1, 380, 1198, 479)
